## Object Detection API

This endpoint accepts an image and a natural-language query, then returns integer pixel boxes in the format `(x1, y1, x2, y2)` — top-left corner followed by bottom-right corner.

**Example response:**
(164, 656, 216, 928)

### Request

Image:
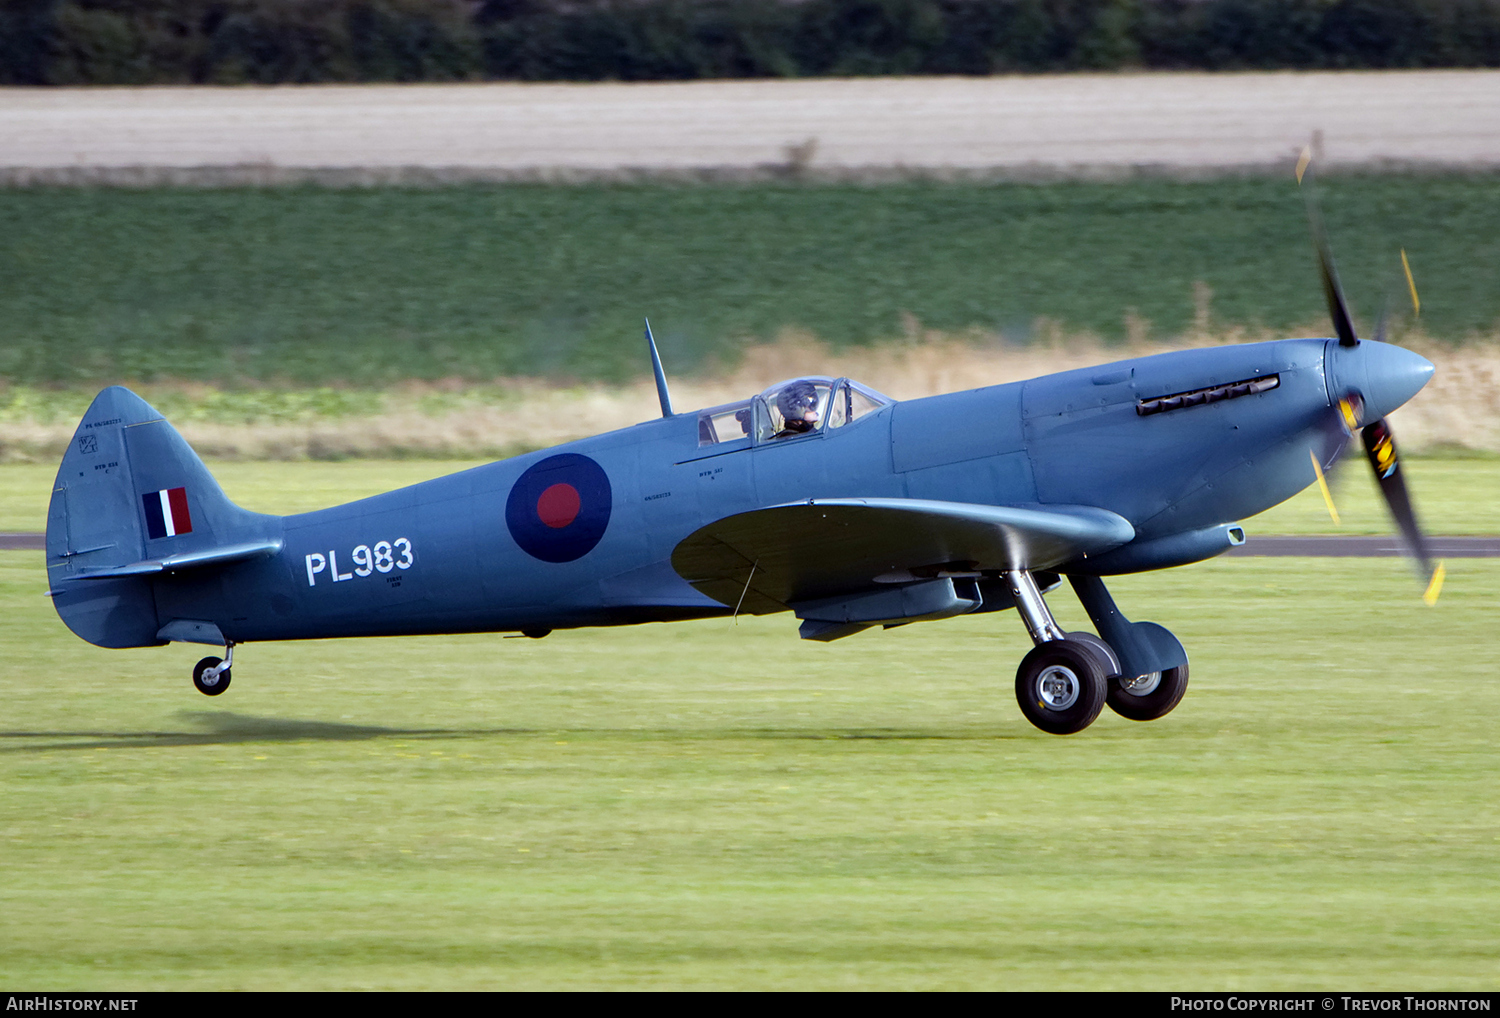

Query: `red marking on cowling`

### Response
(537, 483, 581, 529)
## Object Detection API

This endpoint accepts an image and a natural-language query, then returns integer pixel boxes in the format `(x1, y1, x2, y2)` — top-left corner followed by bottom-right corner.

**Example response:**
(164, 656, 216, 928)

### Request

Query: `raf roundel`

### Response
(505, 453, 613, 563)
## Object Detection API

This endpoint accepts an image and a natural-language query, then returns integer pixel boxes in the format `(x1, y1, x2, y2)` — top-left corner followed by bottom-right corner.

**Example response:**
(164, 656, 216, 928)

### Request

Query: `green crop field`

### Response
(4, 175, 1500, 387)
(2, 547, 1497, 989)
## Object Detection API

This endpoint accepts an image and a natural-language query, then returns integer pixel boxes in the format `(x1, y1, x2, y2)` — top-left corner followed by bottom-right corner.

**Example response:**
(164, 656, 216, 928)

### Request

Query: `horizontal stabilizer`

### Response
(673, 498, 1132, 613)
(68, 539, 283, 580)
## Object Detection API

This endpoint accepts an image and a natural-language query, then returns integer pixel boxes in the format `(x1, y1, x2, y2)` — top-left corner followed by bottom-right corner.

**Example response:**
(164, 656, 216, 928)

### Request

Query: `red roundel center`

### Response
(536, 482, 582, 529)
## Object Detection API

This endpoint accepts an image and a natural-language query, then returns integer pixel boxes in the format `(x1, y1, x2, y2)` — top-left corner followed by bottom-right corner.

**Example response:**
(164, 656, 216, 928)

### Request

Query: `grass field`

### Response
(4, 176, 1500, 386)
(2, 547, 1497, 989)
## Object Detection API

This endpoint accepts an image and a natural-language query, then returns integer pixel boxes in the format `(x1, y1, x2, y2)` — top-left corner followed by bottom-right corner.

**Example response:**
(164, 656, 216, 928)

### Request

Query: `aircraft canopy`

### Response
(696, 377, 892, 448)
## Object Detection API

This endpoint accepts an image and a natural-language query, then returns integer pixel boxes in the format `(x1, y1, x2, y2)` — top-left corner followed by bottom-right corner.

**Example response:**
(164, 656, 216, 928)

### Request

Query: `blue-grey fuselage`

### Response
(47, 337, 1433, 651)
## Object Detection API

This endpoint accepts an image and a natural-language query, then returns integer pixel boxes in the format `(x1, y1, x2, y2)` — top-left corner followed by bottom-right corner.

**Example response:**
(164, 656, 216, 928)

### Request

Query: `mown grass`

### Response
(4, 176, 1500, 386)
(2, 548, 1497, 989)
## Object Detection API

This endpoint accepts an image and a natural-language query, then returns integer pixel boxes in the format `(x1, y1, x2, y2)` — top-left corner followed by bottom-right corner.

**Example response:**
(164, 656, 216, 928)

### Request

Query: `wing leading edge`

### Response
(671, 498, 1134, 615)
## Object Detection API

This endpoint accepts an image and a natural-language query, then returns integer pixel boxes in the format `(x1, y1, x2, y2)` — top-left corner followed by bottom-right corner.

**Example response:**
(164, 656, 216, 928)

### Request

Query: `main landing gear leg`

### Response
(1067, 575, 1189, 722)
(192, 643, 234, 697)
(1003, 570, 1110, 735)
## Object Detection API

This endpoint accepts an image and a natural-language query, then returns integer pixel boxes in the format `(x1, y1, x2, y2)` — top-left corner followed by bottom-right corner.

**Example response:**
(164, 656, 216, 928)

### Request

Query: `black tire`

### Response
(193, 656, 231, 696)
(1106, 664, 1188, 722)
(1015, 639, 1108, 735)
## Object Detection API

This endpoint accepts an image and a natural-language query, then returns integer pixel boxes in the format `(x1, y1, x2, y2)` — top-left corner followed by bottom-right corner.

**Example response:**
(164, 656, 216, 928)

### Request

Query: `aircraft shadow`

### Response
(743, 728, 1012, 741)
(1, 713, 1028, 754)
(0, 711, 534, 753)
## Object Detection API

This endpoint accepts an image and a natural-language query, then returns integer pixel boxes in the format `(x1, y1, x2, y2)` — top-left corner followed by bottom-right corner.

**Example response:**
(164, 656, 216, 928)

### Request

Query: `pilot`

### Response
(775, 380, 821, 437)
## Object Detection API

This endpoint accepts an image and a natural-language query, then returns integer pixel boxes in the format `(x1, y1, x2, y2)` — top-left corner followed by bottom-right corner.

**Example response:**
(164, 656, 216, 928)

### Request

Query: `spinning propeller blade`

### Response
(1299, 148, 1441, 602)
(1371, 248, 1422, 346)
(1360, 418, 1443, 602)
(1402, 249, 1421, 319)
(1297, 145, 1360, 348)
(1308, 450, 1341, 526)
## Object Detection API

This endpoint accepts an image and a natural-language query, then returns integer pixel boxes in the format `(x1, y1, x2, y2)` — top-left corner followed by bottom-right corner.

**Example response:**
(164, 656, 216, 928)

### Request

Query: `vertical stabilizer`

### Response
(46, 387, 274, 648)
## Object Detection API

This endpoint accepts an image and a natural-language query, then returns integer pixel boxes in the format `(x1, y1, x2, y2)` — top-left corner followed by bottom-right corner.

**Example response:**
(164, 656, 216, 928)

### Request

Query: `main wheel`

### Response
(1015, 639, 1108, 735)
(1062, 631, 1120, 678)
(1106, 664, 1188, 721)
(193, 656, 231, 696)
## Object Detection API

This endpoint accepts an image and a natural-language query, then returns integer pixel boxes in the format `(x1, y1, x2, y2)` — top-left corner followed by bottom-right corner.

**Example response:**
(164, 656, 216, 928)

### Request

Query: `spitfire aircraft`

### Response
(45, 169, 1439, 735)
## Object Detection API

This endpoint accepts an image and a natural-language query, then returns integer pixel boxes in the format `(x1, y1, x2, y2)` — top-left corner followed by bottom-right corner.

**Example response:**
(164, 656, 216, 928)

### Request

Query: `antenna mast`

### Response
(644, 319, 673, 418)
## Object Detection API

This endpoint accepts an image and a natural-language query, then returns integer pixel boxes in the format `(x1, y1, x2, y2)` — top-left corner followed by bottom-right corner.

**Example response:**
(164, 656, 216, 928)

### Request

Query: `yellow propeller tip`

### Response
(1338, 397, 1360, 432)
(1295, 146, 1312, 184)
(1401, 248, 1421, 318)
(1309, 449, 1340, 526)
(1423, 561, 1445, 606)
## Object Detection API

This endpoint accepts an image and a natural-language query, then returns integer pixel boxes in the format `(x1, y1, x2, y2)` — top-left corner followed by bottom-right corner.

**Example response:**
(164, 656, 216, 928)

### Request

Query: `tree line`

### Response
(3, 0, 1499, 85)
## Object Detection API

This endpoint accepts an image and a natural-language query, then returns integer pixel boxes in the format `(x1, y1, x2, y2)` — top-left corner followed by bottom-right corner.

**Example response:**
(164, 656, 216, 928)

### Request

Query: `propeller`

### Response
(1297, 145, 1443, 604)
(1361, 417, 1444, 604)
(1297, 148, 1360, 349)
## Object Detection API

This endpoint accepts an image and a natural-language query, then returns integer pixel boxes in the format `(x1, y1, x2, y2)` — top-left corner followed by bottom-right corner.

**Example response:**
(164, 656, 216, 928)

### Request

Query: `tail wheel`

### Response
(1106, 664, 1188, 721)
(193, 656, 231, 696)
(1015, 639, 1107, 735)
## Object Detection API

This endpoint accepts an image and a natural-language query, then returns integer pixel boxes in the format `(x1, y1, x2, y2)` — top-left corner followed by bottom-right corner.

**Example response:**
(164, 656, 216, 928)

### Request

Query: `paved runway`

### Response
(1225, 536, 1500, 557)
(4, 72, 1500, 183)
(7, 533, 1498, 555)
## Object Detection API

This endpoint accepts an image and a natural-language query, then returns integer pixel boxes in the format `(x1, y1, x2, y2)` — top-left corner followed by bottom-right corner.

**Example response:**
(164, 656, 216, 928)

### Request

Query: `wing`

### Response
(671, 498, 1133, 614)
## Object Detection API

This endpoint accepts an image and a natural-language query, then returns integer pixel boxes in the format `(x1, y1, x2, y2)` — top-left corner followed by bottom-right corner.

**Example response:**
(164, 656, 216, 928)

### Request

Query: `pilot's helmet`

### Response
(777, 380, 819, 423)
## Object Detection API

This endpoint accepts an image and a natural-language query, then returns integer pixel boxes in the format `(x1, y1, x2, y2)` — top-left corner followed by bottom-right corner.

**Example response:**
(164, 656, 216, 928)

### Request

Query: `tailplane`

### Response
(47, 387, 280, 648)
